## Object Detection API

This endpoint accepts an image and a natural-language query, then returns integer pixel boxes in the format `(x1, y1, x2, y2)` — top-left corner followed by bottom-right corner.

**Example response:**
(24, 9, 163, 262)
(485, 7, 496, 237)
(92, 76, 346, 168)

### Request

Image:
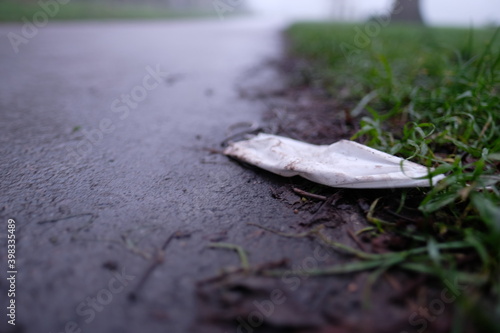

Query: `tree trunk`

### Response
(390, 0, 423, 24)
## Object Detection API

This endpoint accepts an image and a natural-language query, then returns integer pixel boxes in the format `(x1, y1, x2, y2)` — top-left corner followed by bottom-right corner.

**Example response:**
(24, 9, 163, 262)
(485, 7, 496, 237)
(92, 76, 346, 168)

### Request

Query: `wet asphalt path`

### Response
(0, 18, 315, 333)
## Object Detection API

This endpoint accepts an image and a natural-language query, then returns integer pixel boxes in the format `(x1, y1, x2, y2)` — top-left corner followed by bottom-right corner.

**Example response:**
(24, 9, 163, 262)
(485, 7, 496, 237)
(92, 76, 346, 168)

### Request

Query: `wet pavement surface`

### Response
(0, 18, 316, 333)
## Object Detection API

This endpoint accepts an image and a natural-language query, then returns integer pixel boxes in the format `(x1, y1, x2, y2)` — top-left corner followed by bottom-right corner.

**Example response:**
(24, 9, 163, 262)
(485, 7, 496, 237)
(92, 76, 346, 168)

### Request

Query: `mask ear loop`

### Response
(220, 121, 262, 148)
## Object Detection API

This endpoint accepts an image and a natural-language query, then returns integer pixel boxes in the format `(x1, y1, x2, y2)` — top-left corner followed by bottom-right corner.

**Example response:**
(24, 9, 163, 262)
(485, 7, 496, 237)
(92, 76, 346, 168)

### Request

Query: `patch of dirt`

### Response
(193, 185, 470, 333)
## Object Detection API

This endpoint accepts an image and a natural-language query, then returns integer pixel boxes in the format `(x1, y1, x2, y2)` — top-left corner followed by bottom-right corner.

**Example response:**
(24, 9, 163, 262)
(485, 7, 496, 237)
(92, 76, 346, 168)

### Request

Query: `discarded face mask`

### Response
(224, 133, 445, 189)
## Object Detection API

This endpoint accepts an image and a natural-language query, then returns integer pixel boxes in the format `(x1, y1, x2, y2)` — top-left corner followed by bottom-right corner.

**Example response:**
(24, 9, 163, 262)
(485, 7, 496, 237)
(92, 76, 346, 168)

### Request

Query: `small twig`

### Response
(292, 188, 327, 201)
(196, 267, 247, 286)
(128, 230, 191, 302)
(303, 192, 341, 226)
(254, 258, 289, 273)
(347, 228, 367, 252)
(248, 222, 324, 238)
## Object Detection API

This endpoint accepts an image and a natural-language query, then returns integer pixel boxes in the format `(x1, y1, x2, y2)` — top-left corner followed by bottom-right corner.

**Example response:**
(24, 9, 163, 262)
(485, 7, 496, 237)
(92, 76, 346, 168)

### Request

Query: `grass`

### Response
(0, 1, 211, 22)
(287, 22, 500, 327)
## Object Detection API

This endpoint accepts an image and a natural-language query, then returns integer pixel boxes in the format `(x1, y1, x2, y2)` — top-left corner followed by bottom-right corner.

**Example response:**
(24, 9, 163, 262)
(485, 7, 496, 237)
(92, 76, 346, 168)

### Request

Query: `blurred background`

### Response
(1, 0, 500, 26)
(248, 0, 500, 26)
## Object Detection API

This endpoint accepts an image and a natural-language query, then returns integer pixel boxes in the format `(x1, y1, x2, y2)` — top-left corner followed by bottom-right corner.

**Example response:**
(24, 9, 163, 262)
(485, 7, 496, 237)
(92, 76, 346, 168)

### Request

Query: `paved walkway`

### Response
(0, 18, 304, 333)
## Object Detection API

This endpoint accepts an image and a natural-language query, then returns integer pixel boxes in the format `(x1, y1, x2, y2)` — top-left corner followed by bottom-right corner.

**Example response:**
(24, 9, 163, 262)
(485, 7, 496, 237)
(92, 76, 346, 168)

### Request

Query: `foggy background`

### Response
(248, 0, 500, 26)
(11, 0, 500, 26)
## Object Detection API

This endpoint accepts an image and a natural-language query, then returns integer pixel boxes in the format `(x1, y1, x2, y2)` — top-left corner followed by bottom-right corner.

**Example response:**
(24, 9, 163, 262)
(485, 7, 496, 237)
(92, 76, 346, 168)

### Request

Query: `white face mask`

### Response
(224, 133, 444, 188)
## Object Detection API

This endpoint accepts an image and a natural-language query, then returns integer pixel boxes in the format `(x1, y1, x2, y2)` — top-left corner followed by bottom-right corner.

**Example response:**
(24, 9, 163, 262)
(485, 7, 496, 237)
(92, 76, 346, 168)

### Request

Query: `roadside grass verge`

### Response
(287, 22, 500, 325)
(0, 1, 211, 22)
